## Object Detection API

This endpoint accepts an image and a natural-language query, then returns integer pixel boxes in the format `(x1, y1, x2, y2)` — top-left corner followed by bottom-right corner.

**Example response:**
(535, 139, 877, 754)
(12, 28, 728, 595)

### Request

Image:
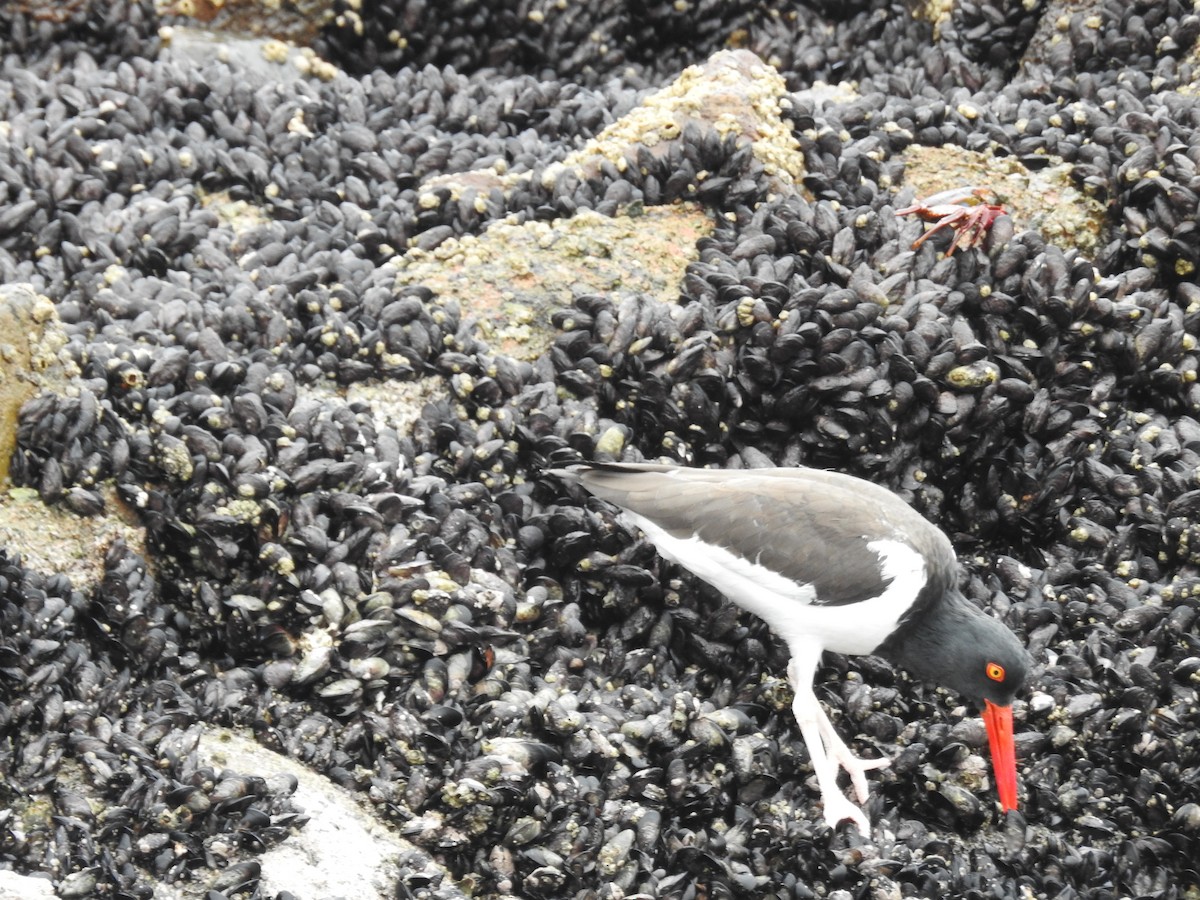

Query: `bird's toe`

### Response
(822, 794, 872, 835)
(835, 750, 890, 804)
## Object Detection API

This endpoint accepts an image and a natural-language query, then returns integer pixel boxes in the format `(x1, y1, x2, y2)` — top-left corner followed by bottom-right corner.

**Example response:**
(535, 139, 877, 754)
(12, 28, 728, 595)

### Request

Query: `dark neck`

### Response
(875, 587, 981, 698)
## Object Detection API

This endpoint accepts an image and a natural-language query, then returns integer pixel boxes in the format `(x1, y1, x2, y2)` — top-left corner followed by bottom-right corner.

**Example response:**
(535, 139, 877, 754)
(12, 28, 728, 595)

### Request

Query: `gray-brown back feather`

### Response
(553, 462, 957, 608)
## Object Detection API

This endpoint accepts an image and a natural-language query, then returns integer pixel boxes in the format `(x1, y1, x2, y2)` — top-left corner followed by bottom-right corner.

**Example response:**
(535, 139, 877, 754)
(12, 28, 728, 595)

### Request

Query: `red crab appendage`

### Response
(895, 187, 1007, 254)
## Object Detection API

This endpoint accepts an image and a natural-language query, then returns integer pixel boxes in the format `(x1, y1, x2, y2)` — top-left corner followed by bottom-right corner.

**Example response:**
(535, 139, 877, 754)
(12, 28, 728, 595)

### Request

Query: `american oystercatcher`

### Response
(551, 461, 1030, 833)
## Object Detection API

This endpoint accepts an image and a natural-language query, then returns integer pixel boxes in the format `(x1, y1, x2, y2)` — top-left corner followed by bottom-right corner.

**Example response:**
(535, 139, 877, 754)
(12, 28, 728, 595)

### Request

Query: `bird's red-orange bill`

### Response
(983, 699, 1018, 812)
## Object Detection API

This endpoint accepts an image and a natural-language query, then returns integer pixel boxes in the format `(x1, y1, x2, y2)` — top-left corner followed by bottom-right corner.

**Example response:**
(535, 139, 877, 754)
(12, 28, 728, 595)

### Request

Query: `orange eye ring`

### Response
(986, 662, 1006, 682)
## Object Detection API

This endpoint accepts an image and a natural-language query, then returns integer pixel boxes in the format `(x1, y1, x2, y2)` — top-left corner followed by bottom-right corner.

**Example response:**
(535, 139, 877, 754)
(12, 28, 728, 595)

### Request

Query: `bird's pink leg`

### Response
(813, 700, 891, 804)
(787, 653, 890, 833)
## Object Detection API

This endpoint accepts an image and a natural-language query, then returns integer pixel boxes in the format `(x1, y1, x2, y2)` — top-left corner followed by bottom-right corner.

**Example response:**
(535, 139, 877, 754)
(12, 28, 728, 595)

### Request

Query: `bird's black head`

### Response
(879, 590, 1030, 709)
(944, 611, 1029, 707)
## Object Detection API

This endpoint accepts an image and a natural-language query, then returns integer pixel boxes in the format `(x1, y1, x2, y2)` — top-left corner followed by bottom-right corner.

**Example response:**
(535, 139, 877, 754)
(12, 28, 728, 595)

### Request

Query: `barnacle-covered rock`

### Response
(393, 205, 713, 360)
(5, 1, 1200, 898)
(0, 285, 79, 483)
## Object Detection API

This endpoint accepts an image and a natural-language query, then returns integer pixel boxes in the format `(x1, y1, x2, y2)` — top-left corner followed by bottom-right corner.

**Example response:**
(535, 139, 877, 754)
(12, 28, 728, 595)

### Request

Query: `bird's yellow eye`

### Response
(986, 662, 1005, 682)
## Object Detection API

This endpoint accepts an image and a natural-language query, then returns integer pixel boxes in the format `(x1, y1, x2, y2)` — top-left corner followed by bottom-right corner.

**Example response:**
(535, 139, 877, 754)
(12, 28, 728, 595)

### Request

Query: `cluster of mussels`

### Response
(0, 541, 307, 898)
(3, 0, 1200, 897)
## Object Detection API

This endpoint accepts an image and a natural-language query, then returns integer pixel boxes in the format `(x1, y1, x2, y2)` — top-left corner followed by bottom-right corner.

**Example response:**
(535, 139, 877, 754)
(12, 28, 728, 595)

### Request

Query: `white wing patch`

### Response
(862, 537, 928, 628)
(622, 511, 928, 657)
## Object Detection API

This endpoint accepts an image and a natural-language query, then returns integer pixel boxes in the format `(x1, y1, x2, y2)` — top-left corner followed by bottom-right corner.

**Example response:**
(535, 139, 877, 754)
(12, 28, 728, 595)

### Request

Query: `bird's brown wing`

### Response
(569, 464, 954, 608)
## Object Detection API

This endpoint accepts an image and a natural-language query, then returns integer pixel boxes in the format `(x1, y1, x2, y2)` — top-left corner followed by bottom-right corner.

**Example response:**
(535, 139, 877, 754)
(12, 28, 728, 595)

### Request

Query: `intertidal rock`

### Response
(3, 1, 1200, 898)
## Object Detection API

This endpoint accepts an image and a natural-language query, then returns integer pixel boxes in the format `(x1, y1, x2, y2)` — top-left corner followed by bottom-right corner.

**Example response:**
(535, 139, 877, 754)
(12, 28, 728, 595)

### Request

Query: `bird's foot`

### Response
(812, 708, 891, 804)
(787, 656, 890, 836)
(815, 753, 889, 834)
(821, 792, 872, 834)
(833, 747, 891, 805)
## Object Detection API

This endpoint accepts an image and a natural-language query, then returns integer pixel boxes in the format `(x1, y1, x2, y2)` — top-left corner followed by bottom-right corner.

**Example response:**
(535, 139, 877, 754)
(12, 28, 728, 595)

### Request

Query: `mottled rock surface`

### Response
(2, 2, 1200, 899)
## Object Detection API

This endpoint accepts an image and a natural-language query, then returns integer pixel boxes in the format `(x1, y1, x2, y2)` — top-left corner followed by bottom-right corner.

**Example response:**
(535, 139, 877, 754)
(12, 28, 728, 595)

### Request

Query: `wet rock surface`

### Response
(2, 1, 1200, 898)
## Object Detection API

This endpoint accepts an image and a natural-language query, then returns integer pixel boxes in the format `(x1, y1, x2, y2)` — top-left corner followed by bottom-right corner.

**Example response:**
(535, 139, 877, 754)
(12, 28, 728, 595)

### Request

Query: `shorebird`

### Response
(551, 461, 1030, 833)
